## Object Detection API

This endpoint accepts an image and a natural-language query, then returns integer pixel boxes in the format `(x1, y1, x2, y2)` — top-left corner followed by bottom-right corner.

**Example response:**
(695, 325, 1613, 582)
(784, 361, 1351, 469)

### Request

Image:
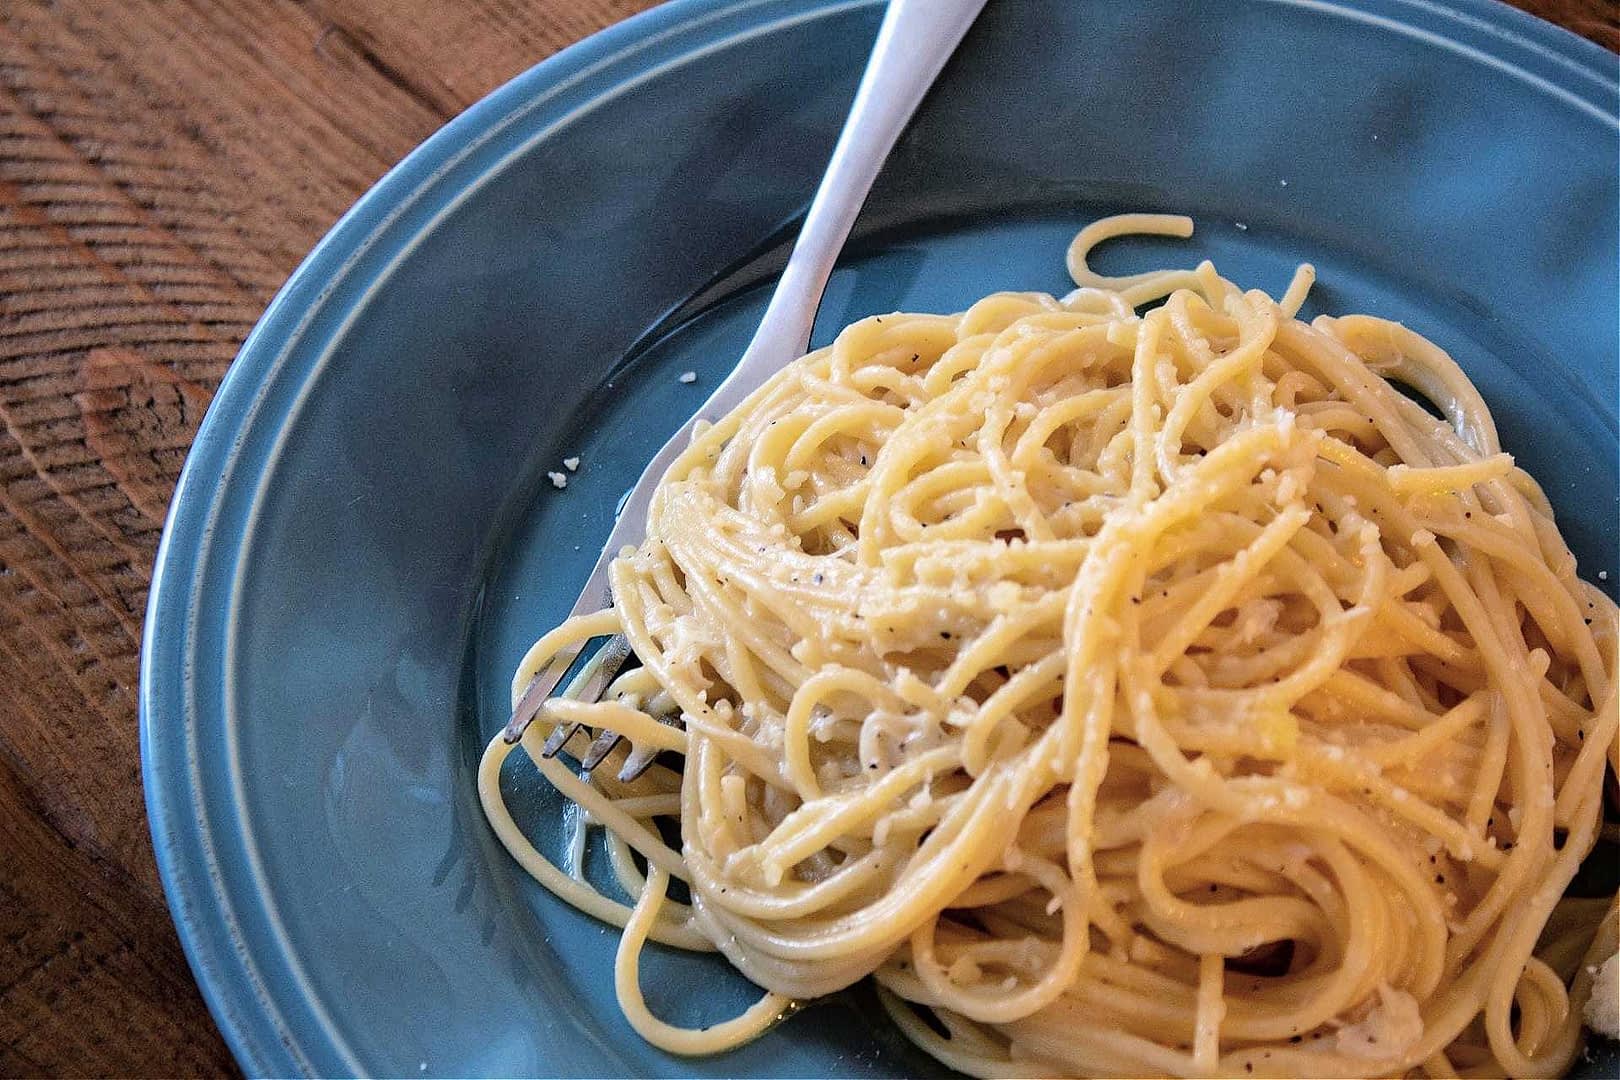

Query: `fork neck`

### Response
(697, 0, 988, 423)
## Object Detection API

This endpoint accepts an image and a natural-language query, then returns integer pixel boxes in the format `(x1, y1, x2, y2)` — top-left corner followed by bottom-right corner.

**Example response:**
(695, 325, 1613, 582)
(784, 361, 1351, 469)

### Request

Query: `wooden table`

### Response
(0, 1, 1612, 1075)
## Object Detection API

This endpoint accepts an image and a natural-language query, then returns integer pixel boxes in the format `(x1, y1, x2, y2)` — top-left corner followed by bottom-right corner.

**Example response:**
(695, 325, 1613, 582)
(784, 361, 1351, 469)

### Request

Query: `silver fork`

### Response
(502, 0, 988, 781)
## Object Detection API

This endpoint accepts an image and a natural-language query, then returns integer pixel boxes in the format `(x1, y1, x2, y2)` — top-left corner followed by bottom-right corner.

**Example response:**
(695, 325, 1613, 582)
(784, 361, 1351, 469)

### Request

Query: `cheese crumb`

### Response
(1334, 984, 1422, 1058)
(563, 456, 580, 471)
(1586, 952, 1619, 1038)
(679, 370, 697, 384)
(547, 471, 568, 489)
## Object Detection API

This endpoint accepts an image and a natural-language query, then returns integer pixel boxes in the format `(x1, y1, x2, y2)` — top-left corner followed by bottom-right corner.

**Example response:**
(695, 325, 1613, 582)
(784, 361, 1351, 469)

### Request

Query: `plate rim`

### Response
(139, 1, 1619, 1076)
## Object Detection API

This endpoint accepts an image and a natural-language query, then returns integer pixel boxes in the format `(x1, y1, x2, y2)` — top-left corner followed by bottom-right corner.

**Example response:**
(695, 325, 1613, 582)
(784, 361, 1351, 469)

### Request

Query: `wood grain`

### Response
(0, 0, 1611, 1075)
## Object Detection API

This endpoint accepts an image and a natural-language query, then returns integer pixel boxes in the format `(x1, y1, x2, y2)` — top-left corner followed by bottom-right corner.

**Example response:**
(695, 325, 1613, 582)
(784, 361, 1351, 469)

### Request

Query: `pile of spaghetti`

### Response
(481, 216, 1618, 1078)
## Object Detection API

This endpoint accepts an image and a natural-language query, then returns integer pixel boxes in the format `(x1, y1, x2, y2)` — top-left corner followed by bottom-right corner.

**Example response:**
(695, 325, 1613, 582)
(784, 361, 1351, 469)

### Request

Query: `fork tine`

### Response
(503, 647, 577, 744)
(575, 634, 633, 706)
(616, 711, 682, 782)
(505, 633, 634, 747)
(535, 634, 634, 761)
(579, 729, 624, 773)
(539, 719, 585, 758)
(609, 709, 680, 786)
(616, 741, 662, 784)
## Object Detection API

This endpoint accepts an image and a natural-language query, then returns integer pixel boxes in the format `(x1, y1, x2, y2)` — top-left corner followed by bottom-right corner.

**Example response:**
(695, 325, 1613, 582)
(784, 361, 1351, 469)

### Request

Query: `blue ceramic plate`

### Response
(141, 1, 1619, 1075)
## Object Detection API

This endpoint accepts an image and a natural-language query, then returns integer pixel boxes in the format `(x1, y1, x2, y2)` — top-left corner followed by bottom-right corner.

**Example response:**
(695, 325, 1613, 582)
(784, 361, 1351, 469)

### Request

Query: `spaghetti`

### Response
(480, 215, 1619, 1077)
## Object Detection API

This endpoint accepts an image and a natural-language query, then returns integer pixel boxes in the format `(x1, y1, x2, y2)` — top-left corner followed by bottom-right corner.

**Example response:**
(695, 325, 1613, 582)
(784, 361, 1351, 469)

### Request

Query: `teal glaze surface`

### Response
(141, 1, 1619, 1075)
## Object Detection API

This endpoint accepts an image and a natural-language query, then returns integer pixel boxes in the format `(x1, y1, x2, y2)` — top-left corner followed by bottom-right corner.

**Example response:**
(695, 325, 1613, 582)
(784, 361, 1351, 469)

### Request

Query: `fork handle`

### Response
(588, 0, 987, 585)
(560, 0, 985, 626)
(720, 0, 990, 397)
